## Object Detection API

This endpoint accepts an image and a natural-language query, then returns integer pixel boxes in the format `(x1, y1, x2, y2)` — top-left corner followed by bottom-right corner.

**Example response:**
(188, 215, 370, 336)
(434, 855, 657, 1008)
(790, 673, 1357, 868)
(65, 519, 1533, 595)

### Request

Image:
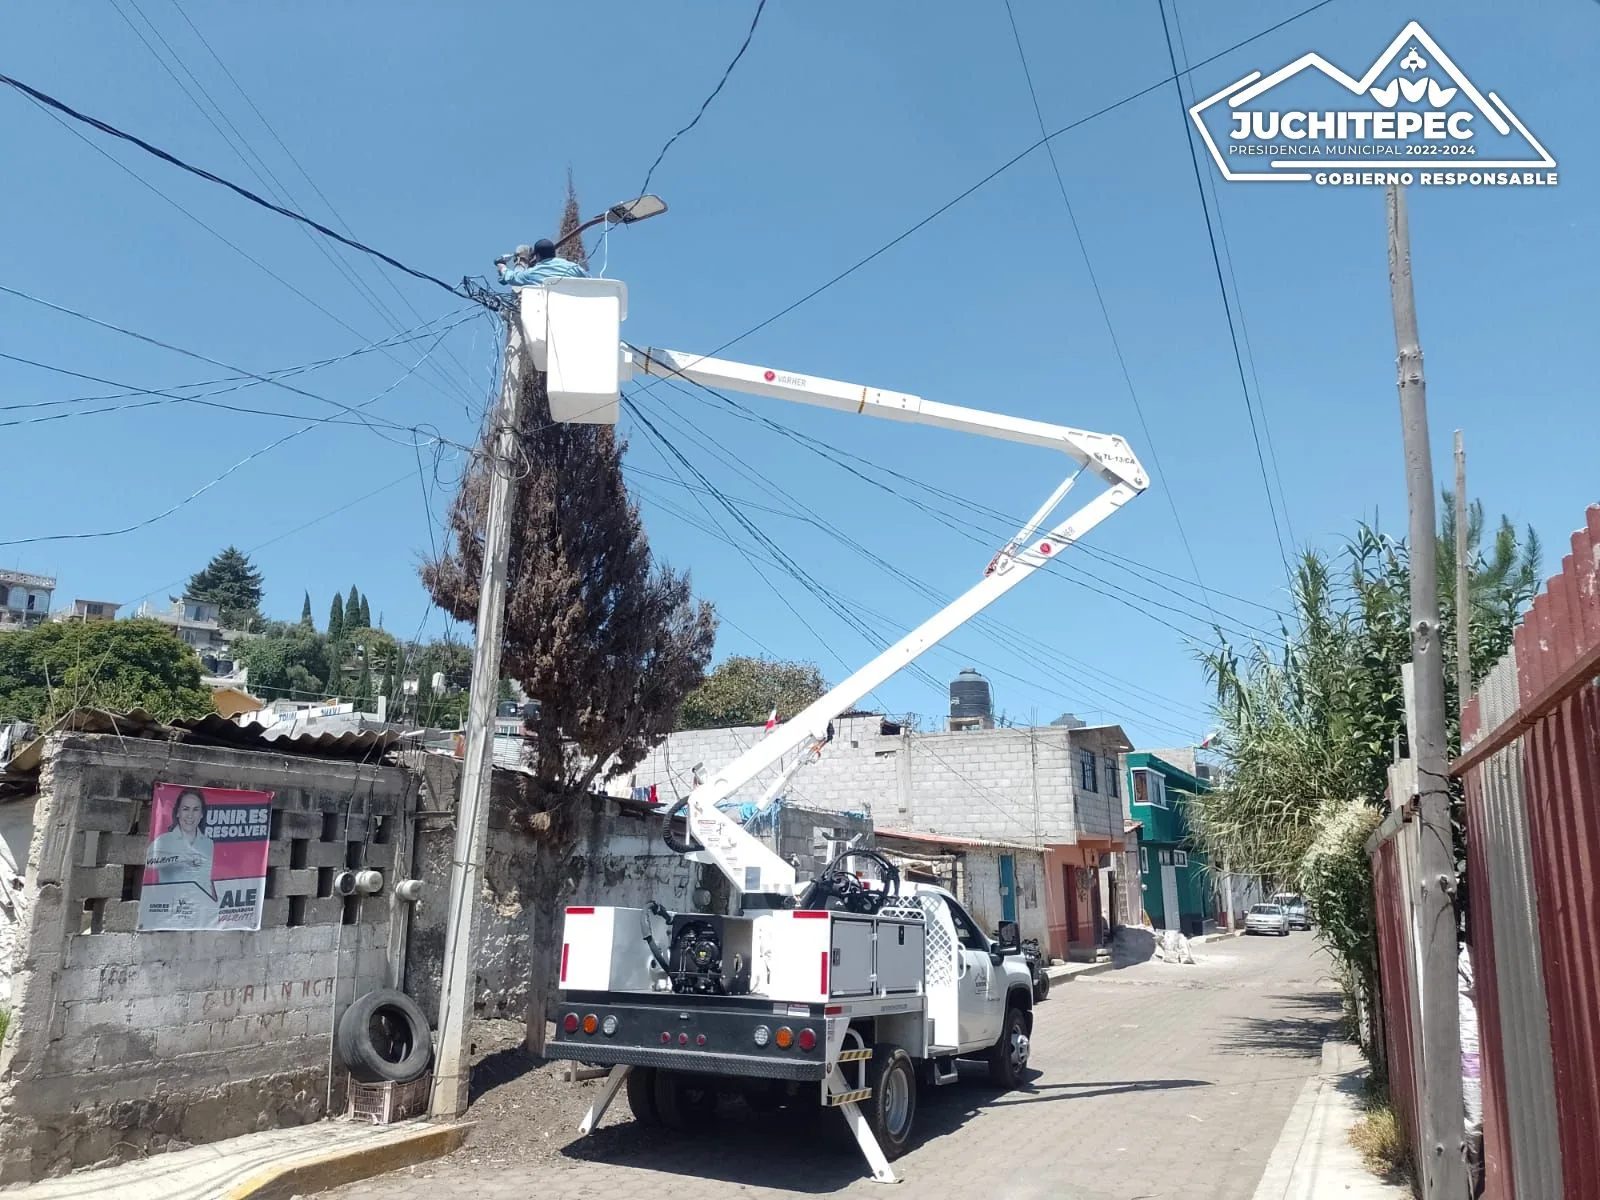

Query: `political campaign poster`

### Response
(138, 783, 274, 932)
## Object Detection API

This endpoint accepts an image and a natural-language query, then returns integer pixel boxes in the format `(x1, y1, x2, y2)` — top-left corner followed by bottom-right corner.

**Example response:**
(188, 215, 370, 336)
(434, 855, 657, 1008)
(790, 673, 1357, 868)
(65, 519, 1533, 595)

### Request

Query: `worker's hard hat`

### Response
(532, 238, 557, 261)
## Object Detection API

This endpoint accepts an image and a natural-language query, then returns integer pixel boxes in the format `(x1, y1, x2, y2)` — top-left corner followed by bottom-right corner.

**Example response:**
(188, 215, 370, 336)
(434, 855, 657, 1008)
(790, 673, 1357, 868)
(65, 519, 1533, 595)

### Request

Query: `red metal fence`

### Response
(1453, 503, 1600, 1199)
(1367, 504, 1599, 1198)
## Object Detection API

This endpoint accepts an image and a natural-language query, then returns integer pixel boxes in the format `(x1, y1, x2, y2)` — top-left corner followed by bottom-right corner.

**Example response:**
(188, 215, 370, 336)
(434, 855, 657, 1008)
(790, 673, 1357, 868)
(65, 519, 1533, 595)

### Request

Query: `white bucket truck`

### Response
(524, 275, 1147, 1182)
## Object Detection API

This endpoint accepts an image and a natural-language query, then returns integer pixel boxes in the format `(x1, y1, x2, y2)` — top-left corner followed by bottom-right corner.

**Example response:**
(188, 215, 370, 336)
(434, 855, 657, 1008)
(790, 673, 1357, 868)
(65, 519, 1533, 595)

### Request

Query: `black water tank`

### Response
(949, 667, 993, 720)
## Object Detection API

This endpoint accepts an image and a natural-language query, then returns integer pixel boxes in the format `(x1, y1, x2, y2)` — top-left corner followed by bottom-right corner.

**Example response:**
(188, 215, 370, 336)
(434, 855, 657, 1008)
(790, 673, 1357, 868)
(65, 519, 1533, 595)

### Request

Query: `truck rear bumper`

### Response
(549, 993, 829, 1082)
(547, 1039, 824, 1081)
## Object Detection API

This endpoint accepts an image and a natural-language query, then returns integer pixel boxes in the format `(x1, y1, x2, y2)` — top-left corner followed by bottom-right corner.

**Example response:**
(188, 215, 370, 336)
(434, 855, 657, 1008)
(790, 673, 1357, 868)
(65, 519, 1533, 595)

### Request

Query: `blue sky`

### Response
(2, 1, 1595, 747)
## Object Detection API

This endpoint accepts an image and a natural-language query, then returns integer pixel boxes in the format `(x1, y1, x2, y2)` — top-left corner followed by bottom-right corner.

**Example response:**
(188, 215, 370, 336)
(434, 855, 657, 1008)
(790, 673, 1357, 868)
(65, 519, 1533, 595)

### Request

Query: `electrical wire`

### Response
(1000, 0, 1220, 625)
(1156, 0, 1290, 576)
(677, 0, 1339, 362)
(0, 326, 454, 548)
(0, 69, 475, 304)
(140, 0, 484, 407)
(637, 0, 768, 196)
(1169, 3, 1297, 550)
(0, 282, 459, 447)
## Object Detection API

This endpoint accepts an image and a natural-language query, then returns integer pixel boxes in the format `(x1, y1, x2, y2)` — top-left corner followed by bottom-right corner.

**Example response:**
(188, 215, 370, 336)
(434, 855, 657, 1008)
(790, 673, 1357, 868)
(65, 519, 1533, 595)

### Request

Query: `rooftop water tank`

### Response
(949, 668, 993, 721)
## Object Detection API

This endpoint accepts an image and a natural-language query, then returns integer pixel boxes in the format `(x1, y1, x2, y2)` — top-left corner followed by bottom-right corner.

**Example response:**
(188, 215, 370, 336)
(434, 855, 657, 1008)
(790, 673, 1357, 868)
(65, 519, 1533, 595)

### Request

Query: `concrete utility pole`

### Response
(1385, 183, 1467, 1199)
(430, 309, 525, 1117)
(1454, 432, 1471, 715)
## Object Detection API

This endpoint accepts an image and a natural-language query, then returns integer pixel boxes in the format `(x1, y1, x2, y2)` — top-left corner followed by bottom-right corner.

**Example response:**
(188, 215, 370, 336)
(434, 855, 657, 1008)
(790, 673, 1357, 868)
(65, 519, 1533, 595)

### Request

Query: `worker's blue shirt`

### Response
(498, 257, 587, 287)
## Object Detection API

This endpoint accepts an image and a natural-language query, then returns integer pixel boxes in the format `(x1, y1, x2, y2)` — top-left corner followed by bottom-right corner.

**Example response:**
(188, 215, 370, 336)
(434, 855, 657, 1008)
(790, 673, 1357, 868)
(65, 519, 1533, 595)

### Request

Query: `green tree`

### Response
(357, 595, 372, 630)
(300, 592, 314, 628)
(187, 546, 265, 630)
(328, 593, 345, 642)
(422, 181, 715, 1052)
(0, 619, 210, 725)
(234, 623, 333, 703)
(346, 586, 362, 629)
(1192, 497, 1539, 1060)
(678, 655, 828, 730)
(354, 656, 373, 713)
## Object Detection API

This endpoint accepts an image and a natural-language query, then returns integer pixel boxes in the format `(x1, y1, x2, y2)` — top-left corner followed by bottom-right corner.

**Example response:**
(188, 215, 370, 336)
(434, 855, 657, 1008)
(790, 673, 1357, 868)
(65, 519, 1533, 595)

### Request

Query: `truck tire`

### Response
(986, 1004, 1031, 1089)
(626, 1066, 661, 1126)
(865, 1044, 917, 1160)
(335, 987, 432, 1084)
(653, 1070, 718, 1131)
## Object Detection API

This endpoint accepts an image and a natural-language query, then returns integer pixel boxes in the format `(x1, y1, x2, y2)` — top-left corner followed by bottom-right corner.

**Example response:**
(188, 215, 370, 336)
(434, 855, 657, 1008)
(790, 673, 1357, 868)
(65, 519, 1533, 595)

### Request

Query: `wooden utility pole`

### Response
(1385, 183, 1467, 1198)
(430, 309, 525, 1117)
(1454, 432, 1470, 713)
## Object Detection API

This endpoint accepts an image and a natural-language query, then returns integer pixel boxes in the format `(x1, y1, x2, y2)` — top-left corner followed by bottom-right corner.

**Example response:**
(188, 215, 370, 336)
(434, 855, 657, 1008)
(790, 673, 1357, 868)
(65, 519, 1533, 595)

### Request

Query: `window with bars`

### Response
(1076, 749, 1098, 793)
(1105, 758, 1119, 799)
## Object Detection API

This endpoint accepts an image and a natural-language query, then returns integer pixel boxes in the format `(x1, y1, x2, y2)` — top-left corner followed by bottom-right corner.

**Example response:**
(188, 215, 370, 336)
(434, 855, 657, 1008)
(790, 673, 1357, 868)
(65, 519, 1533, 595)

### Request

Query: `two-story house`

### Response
(136, 597, 226, 652)
(1124, 751, 1211, 936)
(610, 713, 1135, 962)
(0, 571, 55, 634)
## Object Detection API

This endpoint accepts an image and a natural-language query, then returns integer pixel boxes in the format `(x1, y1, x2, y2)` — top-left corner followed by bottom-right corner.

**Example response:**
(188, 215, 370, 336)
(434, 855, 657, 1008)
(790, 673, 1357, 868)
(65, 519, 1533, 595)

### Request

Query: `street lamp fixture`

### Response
(554, 194, 668, 254)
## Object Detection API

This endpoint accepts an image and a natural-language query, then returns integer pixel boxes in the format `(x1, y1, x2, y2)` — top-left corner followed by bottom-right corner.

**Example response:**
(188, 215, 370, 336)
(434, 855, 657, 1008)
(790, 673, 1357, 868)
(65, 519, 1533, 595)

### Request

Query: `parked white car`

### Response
(1245, 903, 1290, 936)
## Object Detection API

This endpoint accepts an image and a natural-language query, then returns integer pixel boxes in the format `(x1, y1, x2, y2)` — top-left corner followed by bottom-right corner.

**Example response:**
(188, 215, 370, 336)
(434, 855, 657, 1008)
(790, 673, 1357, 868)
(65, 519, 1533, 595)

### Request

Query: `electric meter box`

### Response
(520, 278, 627, 425)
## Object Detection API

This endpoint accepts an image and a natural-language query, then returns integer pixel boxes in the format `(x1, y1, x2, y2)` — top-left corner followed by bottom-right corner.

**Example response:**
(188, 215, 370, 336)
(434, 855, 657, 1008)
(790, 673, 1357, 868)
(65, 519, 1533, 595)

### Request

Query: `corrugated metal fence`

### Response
(1368, 504, 1599, 1198)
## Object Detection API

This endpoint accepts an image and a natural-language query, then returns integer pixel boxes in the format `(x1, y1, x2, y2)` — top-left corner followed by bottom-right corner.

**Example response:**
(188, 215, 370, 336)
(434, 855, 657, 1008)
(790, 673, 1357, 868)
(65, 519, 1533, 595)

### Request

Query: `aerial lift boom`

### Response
(618, 345, 1148, 904)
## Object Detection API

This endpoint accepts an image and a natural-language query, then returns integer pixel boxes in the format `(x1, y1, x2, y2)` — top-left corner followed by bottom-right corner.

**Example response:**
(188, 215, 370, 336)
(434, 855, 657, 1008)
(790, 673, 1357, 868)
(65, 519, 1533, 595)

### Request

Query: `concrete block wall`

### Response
(406, 757, 697, 1025)
(621, 717, 1129, 848)
(0, 734, 412, 1182)
(958, 847, 1048, 948)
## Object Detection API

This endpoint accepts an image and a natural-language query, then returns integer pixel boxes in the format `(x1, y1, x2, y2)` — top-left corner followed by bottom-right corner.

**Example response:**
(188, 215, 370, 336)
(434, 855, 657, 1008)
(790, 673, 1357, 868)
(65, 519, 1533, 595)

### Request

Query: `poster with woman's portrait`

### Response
(138, 784, 274, 932)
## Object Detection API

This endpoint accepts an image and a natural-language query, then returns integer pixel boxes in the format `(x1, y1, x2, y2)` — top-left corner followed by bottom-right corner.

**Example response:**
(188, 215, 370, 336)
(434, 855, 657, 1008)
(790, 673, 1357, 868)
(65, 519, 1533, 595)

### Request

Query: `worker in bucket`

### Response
(494, 238, 587, 287)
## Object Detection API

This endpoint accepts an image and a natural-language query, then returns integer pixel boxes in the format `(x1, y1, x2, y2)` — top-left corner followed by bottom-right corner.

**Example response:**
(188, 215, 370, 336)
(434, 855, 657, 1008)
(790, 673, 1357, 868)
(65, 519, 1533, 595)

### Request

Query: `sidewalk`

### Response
(1251, 1040, 1410, 1199)
(0, 1118, 469, 1200)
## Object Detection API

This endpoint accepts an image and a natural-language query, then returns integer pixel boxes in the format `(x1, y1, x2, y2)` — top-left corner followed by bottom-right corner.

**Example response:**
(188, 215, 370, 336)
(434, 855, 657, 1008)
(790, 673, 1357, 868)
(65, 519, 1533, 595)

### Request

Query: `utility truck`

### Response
(524, 274, 1147, 1183)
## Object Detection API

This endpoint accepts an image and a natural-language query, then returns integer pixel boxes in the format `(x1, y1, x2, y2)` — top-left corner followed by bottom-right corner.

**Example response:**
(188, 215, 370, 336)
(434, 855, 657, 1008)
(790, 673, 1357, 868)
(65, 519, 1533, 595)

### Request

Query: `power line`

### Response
(1169, 3, 1297, 550)
(627, 357, 1288, 646)
(0, 282, 457, 446)
(686, 0, 1338, 360)
(1155, 0, 1290, 574)
(1000, 0, 1220, 625)
(0, 327, 454, 548)
(150, 0, 485, 408)
(638, 0, 768, 196)
(0, 69, 476, 305)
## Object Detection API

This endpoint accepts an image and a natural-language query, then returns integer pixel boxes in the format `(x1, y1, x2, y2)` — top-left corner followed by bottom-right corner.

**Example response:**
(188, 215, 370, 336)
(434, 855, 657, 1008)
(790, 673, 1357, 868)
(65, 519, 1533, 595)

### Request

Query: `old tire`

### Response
(866, 1045, 917, 1161)
(1033, 971, 1051, 1003)
(627, 1066, 661, 1126)
(653, 1070, 718, 1131)
(335, 988, 432, 1084)
(986, 1005, 1031, 1089)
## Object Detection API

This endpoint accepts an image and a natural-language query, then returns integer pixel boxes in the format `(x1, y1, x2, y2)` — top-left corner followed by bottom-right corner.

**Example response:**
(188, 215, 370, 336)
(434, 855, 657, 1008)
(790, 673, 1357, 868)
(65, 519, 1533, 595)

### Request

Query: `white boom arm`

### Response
(619, 346, 1148, 903)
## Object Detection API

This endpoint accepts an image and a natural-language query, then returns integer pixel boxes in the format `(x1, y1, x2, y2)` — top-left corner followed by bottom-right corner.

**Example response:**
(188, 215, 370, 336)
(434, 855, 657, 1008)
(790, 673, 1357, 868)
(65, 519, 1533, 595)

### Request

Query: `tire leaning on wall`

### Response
(335, 988, 433, 1084)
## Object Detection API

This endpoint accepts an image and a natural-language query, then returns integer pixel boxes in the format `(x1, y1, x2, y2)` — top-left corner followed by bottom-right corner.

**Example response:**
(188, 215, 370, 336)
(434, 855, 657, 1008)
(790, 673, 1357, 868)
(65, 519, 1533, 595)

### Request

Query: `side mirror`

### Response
(995, 920, 1021, 954)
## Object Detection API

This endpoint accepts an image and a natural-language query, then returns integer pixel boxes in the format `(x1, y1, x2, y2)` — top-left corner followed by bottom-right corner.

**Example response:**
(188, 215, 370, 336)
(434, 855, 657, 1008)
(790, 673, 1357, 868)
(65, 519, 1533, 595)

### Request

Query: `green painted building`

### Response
(1124, 752, 1211, 937)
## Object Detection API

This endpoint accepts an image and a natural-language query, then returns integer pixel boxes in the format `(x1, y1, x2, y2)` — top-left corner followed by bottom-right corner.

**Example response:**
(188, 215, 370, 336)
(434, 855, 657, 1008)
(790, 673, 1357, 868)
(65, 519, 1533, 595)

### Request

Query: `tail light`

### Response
(562, 1013, 579, 1034)
(602, 1015, 619, 1037)
(695, 1034, 707, 1047)
(797, 1028, 816, 1051)
(774, 1026, 794, 1050)
(581, 1014, 599, 1035)
(678, 1032, 690, 1046)
(660, 1031, 672, 1045)
(752, 1025, 770, 1047)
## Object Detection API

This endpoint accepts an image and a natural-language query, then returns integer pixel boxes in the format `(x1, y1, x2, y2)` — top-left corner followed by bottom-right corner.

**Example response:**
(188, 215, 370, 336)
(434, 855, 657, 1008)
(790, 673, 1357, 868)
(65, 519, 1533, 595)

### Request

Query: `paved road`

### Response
(335, 933, 1341, 1200)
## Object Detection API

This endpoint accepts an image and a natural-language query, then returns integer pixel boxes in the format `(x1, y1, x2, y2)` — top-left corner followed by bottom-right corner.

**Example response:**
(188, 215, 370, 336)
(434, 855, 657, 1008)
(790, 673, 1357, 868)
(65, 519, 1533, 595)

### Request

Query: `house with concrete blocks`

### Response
(609, 712, 1137, 962)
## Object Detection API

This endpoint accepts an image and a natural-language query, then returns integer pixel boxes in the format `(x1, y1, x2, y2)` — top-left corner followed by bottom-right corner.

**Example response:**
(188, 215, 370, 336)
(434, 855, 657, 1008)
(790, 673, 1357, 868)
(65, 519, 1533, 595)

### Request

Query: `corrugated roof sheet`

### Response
(1, 706, 406, 793)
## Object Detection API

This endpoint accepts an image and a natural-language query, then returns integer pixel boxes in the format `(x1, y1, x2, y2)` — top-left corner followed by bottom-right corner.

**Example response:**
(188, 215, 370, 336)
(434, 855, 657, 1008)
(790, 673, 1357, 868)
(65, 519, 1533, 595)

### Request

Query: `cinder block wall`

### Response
(0, 734, 412, 1182)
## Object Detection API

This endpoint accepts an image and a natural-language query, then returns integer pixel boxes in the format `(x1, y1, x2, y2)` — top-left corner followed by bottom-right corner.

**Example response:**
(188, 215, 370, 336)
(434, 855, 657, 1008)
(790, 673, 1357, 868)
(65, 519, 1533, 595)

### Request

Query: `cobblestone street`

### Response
(331, 934, 1341, 1200)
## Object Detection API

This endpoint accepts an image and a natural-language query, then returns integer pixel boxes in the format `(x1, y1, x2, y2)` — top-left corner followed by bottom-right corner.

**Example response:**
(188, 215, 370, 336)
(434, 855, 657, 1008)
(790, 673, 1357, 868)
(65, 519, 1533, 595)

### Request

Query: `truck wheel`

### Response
(986, 1005, 1031, 1089)
(865, 1045, 917, 1160)
(626, 1066, 661, 1126)
(653, 1070, 718, 1131)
